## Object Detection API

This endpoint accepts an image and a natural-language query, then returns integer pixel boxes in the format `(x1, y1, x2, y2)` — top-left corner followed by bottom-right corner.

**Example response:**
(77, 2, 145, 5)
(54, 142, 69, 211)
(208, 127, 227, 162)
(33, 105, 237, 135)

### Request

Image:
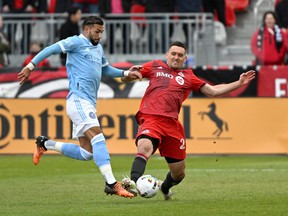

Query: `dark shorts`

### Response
(135, 113, 186, 160)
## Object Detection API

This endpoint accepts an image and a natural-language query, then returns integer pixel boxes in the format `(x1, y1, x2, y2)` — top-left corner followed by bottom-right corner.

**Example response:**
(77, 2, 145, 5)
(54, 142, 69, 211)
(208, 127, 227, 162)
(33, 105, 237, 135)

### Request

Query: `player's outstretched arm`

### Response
(200, 70, 255, 97)
(121, 65, 143, 82)
(18, 43, 63, 85)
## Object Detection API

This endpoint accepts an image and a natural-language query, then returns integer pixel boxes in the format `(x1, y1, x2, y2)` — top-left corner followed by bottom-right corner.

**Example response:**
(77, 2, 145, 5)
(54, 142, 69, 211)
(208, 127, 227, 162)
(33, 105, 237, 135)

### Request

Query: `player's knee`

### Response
(172, 171, 185, 182)
(80, 147, 93, 161)
(137, 142, 153, 158)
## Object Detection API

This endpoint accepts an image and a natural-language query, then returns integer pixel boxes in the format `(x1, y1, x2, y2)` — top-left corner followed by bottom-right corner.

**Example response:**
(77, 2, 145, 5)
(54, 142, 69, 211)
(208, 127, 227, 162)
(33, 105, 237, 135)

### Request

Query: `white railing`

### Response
(2, 13, 216, 66)
(253, 0, 275, 27)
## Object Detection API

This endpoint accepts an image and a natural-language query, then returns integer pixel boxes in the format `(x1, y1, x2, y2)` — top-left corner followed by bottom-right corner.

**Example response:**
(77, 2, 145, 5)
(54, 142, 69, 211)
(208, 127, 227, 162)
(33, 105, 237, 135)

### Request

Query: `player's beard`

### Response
(89, 32, 100, 46)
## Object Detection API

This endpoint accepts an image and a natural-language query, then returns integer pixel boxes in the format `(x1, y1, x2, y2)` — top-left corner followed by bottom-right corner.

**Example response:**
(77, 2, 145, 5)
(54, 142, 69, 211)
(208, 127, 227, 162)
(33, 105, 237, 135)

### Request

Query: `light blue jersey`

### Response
(31, 34, 124, 106)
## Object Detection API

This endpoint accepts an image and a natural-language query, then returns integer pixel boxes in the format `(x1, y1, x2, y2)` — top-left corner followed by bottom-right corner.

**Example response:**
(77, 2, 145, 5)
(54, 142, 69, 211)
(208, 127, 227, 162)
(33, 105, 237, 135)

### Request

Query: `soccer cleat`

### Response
(104, 182, 135, 198)
(158, 180, 173, 201)
(121, 176, 138, 196)
(33, 136, 48, 165)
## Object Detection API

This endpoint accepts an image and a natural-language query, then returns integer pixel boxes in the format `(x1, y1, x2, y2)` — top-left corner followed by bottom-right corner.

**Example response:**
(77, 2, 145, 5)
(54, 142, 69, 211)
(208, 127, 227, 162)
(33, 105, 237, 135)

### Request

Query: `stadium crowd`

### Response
(1, 1, 288, 67)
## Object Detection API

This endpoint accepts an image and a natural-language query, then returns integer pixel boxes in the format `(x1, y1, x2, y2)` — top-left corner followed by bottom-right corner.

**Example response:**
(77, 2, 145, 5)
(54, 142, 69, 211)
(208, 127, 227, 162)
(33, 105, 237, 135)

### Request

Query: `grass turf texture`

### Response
(0, 155, 287, 216)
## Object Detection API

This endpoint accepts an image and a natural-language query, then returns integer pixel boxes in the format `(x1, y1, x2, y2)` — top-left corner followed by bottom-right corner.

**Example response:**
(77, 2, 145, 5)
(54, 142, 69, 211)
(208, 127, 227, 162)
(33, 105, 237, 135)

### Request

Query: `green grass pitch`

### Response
(0, 155, 287, 216)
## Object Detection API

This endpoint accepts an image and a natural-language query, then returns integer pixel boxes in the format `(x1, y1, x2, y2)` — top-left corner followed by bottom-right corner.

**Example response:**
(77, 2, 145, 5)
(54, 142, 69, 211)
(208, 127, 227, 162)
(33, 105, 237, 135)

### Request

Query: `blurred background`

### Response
(0, 0, 287, 155)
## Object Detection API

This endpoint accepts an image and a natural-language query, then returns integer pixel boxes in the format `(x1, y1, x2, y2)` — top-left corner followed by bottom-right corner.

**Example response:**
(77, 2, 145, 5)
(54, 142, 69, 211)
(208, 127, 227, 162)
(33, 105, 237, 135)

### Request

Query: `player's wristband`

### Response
(26, 62, 35, 71)
(122, 70, 130, 77)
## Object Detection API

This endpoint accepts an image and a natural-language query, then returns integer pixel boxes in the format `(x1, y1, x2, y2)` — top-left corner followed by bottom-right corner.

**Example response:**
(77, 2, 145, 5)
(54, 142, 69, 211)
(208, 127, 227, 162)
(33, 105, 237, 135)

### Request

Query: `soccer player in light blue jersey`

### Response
(18, 16, 142, 198)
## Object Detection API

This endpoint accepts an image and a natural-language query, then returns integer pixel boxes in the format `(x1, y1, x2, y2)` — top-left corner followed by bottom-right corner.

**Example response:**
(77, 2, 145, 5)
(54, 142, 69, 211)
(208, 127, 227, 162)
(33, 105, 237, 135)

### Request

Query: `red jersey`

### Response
(137, 60, 205, 119)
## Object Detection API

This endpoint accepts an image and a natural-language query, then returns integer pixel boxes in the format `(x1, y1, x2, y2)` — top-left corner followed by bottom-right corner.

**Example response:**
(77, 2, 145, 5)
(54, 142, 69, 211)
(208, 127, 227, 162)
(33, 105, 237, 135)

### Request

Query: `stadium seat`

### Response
(214, 4, 236, 27)
(111, 61, 133, 69)
(130, 4, 146, 26)
(130, 4, 149, 52)
(274, 0, 282, 6)
(225, 4, 236, 27)
(226, 0, 249, 11)
(214, 21, 227, 46)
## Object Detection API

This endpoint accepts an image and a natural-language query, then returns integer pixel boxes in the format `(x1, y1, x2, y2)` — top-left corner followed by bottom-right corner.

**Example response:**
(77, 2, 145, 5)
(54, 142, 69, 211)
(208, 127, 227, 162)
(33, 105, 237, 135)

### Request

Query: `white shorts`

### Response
(66, 93, 100, 139)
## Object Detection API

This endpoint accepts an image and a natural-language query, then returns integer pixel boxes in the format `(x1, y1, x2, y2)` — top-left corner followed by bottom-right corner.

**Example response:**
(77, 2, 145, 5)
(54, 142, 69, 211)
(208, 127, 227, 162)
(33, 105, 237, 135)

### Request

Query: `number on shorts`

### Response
(180, 138, 185, 150)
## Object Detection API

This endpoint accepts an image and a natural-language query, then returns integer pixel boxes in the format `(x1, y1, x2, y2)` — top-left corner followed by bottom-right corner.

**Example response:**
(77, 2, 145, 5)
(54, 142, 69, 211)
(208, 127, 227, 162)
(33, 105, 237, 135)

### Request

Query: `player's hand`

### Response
(127, 65, 143, 81)
(129, 65, 142, 72)
(18, 67, 31, 85)
(127, 71, 142, 81)
(239, 70, 255, 86)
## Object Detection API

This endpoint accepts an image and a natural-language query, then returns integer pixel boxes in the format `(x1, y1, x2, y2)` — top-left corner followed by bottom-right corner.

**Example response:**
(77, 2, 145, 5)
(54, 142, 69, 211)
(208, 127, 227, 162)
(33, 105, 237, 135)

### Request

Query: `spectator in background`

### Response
(251, 11, 286, 65)
(275, 0, 288, 29)
(35, 0, 48, 13)
(275, 0, 288, 64)
(59, 6, 81, 65)
(175, 0, 202, 49)
(73, 0, 99, 13)
(48, 0, 73, 13)
(143, 0, 175, 53)
(2, 0, 34, 54)
(0, 15, 10, 67)
(99, 0, 133, 54)
(22, 42, 50, 68)
(202, 0, 226, 26)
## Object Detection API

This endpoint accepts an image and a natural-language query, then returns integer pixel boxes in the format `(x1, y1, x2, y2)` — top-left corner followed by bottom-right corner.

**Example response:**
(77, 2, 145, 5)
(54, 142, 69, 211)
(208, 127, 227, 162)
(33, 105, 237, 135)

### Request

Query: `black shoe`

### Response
(33, 136, 48, 165)
(35, 136, 48, 151)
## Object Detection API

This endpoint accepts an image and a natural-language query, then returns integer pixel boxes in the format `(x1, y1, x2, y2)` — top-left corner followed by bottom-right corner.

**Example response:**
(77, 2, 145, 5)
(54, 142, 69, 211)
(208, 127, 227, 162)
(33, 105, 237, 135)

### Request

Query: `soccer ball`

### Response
(136, 175, 159, 198)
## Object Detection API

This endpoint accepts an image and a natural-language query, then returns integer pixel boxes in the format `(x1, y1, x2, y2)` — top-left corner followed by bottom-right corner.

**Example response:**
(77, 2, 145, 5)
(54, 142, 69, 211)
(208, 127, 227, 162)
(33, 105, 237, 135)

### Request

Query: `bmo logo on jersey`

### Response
(156, 72, 185, 85)
(156, 72, 173, 79)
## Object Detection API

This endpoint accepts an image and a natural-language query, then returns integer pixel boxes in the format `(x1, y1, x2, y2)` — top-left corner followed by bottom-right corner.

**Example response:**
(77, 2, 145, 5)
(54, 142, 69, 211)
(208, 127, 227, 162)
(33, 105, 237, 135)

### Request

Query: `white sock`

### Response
(99, 164, 117, 184)
(44, 140, 63, 152)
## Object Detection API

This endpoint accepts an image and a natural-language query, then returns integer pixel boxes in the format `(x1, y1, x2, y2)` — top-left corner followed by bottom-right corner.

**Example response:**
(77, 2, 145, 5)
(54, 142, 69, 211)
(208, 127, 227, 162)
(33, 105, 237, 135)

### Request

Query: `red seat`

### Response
(226, 0, 249, 11)
(130, 4, 146, 27)
(111, 62, 133, 69)
(214, 4, 236, 27)
(274, 0, 282, 6)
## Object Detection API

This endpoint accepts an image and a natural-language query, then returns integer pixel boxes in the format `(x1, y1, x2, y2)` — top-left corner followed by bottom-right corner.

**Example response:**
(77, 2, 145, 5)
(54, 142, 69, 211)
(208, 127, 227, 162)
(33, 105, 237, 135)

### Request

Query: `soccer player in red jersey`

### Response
(121, 41, 255, 200)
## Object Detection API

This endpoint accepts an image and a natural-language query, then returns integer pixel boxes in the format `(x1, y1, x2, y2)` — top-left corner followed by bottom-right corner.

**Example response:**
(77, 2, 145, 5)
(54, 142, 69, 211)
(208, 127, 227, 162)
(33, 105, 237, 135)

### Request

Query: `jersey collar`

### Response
(79, 34, 94, 46)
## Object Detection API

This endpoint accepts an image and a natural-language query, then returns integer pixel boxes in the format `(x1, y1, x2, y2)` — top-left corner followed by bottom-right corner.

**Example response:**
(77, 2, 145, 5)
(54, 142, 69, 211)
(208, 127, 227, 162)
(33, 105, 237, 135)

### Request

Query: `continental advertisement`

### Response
(0, 98, 288, 154)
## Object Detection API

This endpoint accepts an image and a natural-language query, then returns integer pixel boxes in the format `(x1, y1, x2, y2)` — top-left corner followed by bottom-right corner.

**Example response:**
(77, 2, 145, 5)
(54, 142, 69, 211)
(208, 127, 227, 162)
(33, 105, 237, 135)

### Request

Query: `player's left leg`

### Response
(33, 135, 93, 165)
(160, 158, 186, 200)
(158, 119, 186, 200)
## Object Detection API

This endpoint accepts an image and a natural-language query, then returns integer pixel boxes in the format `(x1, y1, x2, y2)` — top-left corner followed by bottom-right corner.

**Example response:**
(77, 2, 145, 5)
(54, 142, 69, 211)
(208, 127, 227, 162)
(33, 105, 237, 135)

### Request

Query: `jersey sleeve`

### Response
(140, 61, 153, 78)
(57, 36, 78, 54)
(190, 70, 206, 92)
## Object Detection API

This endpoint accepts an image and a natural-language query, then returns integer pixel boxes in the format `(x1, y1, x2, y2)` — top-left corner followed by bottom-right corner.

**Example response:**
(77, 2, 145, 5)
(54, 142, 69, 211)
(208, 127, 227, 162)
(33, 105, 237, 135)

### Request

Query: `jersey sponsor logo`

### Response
(156, 72, 173, 79)
(141, 129, 150, 134)
(89, 112, 96, 119)
(178, 72, 185, 77)
(175, 76, 184, 85)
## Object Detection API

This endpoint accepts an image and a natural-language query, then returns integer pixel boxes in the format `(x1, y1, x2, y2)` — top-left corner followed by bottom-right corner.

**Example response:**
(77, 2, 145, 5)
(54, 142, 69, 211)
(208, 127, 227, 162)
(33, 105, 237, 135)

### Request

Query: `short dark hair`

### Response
(82, 16, 104, 30)
(169, 41, 187, 51)
(68, 6, 81, 16)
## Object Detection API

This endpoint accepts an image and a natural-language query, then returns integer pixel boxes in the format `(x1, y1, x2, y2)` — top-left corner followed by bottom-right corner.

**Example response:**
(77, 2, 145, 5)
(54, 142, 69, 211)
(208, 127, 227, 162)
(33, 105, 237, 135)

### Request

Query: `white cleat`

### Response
(158, 180, 172, 200)
(121, 176, 138, 196)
